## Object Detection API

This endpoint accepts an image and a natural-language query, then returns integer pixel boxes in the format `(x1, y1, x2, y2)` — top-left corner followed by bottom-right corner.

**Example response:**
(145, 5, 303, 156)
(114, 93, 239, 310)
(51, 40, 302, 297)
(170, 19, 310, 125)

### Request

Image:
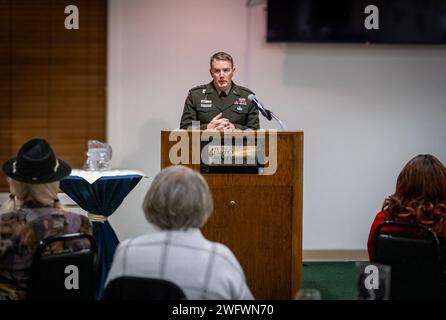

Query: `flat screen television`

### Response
(267, 0, 446, 44)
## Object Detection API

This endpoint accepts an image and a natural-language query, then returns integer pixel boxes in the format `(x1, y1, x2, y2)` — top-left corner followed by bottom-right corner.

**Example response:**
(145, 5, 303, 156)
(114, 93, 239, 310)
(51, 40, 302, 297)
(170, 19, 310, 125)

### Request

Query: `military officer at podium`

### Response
(180, 52, 260, 130)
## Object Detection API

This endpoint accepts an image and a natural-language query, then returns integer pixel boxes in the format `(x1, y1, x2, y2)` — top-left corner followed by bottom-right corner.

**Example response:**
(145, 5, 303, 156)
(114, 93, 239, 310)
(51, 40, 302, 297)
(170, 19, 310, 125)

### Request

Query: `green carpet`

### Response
(302, 262, 357, 300)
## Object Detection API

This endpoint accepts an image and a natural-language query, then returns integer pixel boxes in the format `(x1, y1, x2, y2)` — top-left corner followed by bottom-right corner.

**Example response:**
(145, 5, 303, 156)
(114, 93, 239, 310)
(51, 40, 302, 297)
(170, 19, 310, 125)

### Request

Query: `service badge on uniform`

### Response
(200, 99, 212, 108)
(234, 98, 247, 105)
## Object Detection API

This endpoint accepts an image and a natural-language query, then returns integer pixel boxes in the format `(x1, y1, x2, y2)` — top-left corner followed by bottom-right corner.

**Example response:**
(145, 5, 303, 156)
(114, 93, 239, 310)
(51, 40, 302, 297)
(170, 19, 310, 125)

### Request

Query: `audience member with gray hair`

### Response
(105, 165, 254, 300)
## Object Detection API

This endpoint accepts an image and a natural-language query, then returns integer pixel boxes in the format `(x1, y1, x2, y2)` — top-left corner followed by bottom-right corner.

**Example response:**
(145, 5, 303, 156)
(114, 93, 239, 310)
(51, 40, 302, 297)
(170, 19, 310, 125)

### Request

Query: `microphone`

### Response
(247, 94, 288, 130)
(247, 94, 272, 120)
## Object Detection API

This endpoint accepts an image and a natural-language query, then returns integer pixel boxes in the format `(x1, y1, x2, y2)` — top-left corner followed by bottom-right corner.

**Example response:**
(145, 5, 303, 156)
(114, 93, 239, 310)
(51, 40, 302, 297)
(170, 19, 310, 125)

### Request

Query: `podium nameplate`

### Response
(200, 136, 265, 174)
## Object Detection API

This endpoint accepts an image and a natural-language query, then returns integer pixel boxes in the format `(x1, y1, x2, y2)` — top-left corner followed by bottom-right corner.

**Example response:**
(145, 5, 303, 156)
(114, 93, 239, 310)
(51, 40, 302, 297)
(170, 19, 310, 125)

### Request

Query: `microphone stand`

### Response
(270, 112, 287, 130)
(259, 107, 288, 130)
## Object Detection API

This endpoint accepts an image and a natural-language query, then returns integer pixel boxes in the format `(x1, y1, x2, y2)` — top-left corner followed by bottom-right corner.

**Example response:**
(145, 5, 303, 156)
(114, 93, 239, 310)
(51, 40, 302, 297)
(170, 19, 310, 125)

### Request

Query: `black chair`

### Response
(104, 276, 186, 300)
(27, 233, 97, 300)
(371, 221, 445, 300)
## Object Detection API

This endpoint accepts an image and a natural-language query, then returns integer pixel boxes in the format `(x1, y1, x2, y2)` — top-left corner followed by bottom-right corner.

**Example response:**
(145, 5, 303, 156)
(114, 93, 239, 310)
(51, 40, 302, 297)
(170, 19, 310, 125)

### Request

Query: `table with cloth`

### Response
(60, 169, 146, 298)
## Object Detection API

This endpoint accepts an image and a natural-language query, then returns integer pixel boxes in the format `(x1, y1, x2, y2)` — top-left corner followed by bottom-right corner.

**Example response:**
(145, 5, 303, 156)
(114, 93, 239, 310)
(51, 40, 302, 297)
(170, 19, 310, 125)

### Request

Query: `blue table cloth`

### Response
(60, 170, 144, 298)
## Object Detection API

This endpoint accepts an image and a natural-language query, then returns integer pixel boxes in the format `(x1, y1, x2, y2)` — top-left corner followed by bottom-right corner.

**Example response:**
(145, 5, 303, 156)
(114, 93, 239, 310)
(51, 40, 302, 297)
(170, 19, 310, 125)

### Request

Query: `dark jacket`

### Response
(180, 82, 260, 130)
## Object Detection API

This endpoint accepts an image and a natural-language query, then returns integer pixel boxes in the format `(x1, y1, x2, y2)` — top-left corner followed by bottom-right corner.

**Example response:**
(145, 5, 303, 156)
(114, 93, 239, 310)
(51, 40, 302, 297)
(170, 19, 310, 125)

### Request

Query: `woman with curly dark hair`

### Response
(367, 154, 446, 258)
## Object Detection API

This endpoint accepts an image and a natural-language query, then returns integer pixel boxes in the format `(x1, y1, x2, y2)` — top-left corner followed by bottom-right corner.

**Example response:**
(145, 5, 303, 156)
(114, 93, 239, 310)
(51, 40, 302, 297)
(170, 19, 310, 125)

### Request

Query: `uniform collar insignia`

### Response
(205, 82, 215, 94)
(232, 82, 240, 96)
(206, 82, 240, 96)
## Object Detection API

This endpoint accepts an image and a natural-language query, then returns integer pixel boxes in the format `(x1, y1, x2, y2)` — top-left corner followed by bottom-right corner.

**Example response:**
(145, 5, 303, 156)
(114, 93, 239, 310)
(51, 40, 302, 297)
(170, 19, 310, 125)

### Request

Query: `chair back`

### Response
(104, 276, 186, 300)
(371, 221, 444, 300)
(27, 233, 97, 300)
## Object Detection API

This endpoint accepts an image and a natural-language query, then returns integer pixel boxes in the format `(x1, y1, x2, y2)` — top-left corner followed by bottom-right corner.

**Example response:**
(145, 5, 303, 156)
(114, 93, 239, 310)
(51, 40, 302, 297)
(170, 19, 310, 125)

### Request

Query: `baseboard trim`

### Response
(303, 250, 368, 262)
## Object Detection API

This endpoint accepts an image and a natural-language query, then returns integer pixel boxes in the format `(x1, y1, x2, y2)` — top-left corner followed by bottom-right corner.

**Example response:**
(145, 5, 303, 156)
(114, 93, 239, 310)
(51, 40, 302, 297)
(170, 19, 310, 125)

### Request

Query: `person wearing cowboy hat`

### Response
(0, 138, 92, 300)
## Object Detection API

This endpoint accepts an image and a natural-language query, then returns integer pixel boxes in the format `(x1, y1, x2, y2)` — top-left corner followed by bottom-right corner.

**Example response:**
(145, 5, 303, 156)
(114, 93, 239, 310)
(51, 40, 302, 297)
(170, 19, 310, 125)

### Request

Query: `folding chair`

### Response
(27, 233, 97, 300)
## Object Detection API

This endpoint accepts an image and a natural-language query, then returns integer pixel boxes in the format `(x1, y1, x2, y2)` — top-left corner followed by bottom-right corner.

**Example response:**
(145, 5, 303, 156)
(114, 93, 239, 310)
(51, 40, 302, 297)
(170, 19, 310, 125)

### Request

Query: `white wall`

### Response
(107, 0, 446, 250)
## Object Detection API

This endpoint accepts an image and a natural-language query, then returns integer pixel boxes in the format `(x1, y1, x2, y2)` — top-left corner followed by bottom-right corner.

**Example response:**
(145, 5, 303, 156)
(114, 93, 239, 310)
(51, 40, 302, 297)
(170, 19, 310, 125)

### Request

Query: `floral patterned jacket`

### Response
(0, 206, 92, 300)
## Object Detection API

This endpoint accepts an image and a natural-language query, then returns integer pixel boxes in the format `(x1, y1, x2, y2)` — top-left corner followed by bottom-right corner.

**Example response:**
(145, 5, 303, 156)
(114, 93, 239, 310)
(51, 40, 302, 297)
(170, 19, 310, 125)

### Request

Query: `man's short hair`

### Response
(210, 52, 234, 69)
(143, 166, 214, 230)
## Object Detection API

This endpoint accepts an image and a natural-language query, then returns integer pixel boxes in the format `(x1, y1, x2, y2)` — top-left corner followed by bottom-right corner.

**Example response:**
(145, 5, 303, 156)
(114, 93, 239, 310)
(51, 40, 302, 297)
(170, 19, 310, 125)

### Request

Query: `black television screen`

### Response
(267, 0, 446, 44)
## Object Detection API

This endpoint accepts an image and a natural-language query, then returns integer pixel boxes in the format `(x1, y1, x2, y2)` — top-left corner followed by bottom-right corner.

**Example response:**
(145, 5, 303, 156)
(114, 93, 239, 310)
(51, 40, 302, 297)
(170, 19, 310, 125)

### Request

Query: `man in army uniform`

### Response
(180, 52, 259, 130)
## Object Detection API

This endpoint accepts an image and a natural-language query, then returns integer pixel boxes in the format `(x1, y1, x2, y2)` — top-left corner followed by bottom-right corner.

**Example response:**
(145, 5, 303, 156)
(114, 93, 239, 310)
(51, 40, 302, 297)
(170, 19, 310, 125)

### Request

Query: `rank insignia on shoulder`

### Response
(236, 106, 243, 111)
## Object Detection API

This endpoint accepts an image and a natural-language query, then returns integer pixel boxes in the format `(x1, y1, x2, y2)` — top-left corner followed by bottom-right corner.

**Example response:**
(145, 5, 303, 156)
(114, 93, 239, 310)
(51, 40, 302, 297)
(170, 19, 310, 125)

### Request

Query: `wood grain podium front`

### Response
(161, 130, 303, 299)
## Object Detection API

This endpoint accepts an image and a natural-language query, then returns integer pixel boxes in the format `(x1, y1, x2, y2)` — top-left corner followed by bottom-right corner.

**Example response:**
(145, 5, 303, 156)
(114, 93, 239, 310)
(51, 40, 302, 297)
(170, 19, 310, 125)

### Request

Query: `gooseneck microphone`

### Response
(247, 94, 272, 120)
(247, 94, 287, 130)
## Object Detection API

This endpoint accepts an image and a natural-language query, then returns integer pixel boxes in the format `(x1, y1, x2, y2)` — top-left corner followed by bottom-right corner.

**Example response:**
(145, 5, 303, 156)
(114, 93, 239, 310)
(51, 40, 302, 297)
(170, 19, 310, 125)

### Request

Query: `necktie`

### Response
(219, 91, 227, 104)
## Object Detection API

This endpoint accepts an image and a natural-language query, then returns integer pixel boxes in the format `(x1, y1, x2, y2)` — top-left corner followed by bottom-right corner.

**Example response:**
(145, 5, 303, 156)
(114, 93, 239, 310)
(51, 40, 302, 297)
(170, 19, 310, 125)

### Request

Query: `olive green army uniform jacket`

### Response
(180, 82, 260, 130)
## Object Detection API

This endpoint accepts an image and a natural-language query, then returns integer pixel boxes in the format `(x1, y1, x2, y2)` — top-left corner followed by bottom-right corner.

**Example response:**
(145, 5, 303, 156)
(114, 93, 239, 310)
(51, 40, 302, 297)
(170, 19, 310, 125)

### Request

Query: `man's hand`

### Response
(207, 113, 235, 131)
(221, 122, 235, 131)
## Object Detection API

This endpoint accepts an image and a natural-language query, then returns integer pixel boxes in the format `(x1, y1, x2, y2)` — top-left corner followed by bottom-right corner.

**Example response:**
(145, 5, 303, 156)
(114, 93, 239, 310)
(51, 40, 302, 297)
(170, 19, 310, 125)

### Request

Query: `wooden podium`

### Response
(161, 130, 303, 299)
